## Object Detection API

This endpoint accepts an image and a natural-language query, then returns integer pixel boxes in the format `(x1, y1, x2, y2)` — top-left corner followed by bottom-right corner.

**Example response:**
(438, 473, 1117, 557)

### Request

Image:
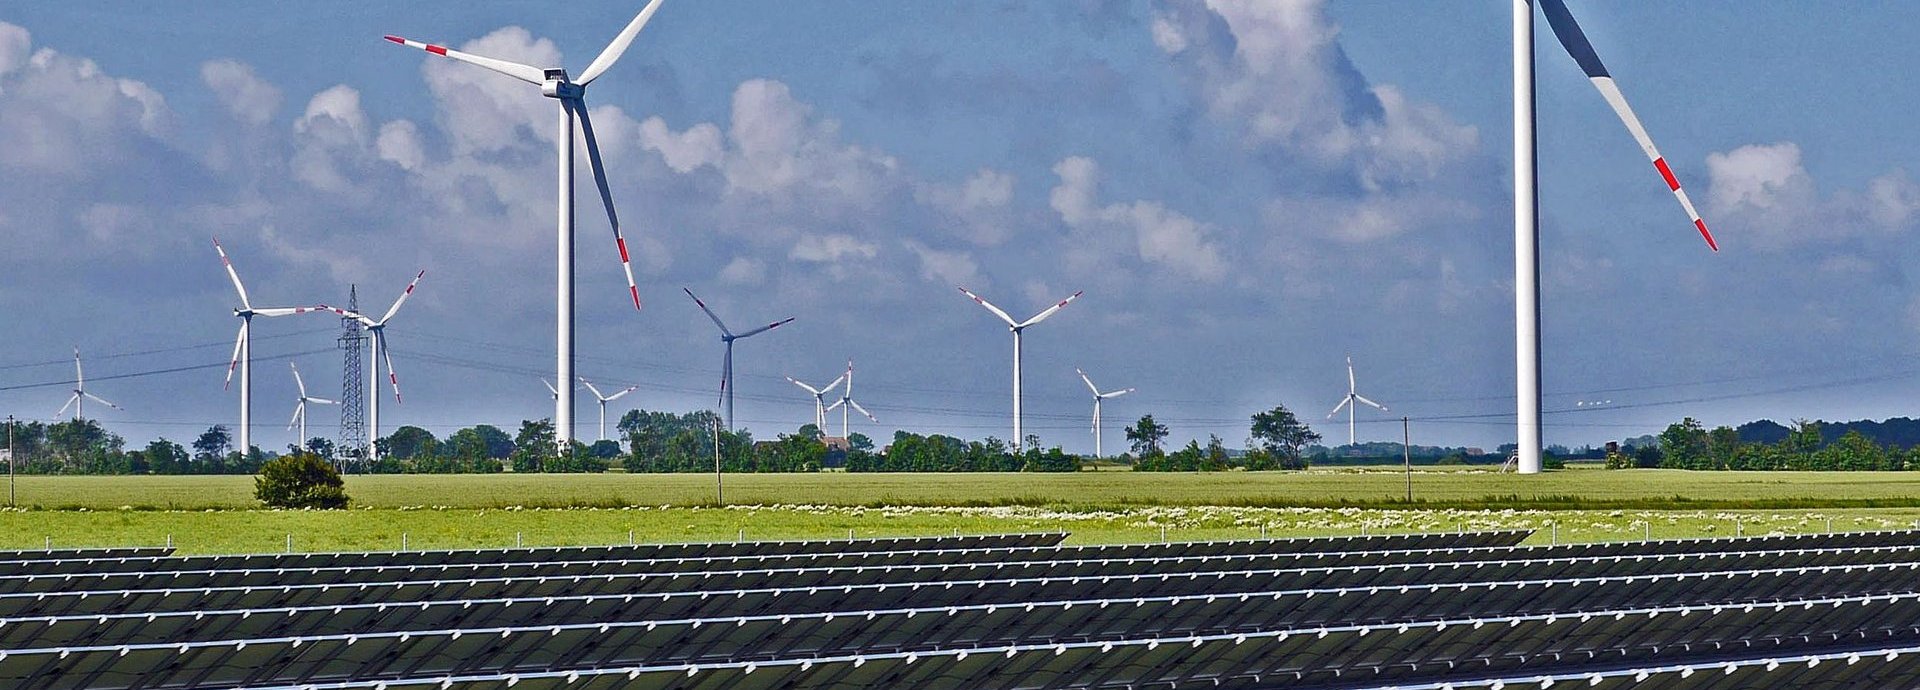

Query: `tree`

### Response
(144, 439, 190, 475)
(1125, 415, 1169, 457)
(847, 432, 874, 452)
(192, 426, 232, 472)
(1658, 418, 1709, 470)
(1250, 405, 1319, 470)
(381, 426, 439, 460)
(511, 419, 557, 473)
(254, 452, 349, 509)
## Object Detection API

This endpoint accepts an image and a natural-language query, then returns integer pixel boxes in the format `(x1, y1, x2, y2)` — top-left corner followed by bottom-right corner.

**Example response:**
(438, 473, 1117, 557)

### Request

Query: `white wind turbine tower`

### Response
(320, 271, 425, 460)
(385, 0, 664, 449)
(957, 287, 1082, 452)
(784, 372, 844, 432)
(578, 377, 638, 442)
(286, 362, 336, 447)
(1513, 0, 1719, 473)
(1326, 356, 1389, 447)
(1075, 368, 1132, 459)
(825, 359, 877, 439)
(215, 238, 320, 455)
(56, 348, 121, 421)
(684, 287, 794, 432)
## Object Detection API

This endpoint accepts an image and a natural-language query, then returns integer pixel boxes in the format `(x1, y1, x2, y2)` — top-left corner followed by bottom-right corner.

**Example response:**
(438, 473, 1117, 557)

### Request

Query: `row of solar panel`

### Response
(15, 580, 1920, 688)
(11, 543, 1920, 651)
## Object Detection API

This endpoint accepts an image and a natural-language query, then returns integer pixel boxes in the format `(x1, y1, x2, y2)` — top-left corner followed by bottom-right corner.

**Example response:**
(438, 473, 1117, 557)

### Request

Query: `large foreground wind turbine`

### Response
(684, 287, 794, 432)
(958, 287, 1082, 452)
(321, 271, 425, 460)
(1513, 0, 1719, 473)
(785, 372, 844, 432)
(215, 238, 318, 455)
(579, 377, 638, 442)
(286, 362, 335, 447)
(825, 359, 877, 439)
(1075, 368, 1132, 458)
(385, 0, 664, 449)
(1326, 356, 1388, 447)
(56, 348, 120, 421)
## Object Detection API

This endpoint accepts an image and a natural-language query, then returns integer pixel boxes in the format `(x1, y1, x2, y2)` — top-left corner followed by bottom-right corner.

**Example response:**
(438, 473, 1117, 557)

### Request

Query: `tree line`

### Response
(1617, 417, 1920, 472)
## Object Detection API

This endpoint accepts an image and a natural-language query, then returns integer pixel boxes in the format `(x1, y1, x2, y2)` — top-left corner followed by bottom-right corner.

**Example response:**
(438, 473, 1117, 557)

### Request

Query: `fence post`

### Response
(1735, 518, 1742, 537)
(1160, 524, 1168, 544)
(285, 534, 292, 554)
(166, 534, 173, 550)
(401, 533, 408, 551)
(516, 532, 523, 548)
(628, 529, 635, 546)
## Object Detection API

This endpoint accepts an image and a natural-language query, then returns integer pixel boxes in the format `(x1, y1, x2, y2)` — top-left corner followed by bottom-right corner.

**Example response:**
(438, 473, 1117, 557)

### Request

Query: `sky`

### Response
(4, 1, 1920, 456)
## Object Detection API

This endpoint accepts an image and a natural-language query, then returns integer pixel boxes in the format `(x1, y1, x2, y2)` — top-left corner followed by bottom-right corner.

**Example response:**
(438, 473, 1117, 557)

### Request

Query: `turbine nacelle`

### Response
(541, 72, 582, 100)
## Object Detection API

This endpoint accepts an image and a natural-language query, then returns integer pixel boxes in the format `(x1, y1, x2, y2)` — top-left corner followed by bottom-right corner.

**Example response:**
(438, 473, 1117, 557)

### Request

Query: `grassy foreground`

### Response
(2, 468, 1918, 555)
(12, 467, 1920, 511)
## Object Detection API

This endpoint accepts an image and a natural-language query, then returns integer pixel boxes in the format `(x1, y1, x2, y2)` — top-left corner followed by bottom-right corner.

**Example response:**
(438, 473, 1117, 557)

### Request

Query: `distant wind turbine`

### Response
(286, 362, 335, 446)
(1076, 368, 1132, 459)
(825, 359, 878, 439)
(1326, 356, 1389, 447)
(214, 238, 320, 454)
(684, 287, 794, 432)
(1512, 0, 1720, 473)
(56, 348, 120, 421)
(785, 373, 844, 432)
(958, 287, 1082, 452)
(384, 0, 666, 449)
(579, 377, 638, 442)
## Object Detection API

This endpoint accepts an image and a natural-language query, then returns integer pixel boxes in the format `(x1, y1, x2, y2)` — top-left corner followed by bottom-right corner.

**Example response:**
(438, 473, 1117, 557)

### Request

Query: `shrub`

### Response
(254, 452, 350, 509)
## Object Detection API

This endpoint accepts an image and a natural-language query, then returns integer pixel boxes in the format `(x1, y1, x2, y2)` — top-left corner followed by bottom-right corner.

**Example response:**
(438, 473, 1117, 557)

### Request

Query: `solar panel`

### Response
(0, 548, 172, 563)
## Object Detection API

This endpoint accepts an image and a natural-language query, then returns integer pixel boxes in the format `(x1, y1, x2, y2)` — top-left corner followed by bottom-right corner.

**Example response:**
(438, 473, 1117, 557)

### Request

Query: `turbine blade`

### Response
(212, 237, 253, 310)
(825, 399, 845, 412)
(383, 35, 544, 85)
(1538, 0, 1718, 251)
(379, 337, 402, 404)
(1327, 397, 1350, 419)
(250, 306, 319, 318)
(572, 101, 642, 310)
(377, 270, 427, 325)
(576, 0, 669, 86)
(308, 397, 337, 405)
(1354, 394, 1388, 411)
(786, 377, 820, 395)
(683, 287, 733, 336)
(1018, 290, 1083, 328)
(823, 374, 846, 395)
(1346, 356, 1356, 392)
(543, 379, 559, 397)
(956, 287, 1019, 327)
(718, 346, 732, 408)
(289, 401, 305, 430)
(849, 400, 876, 422)
(55, 394, 78, 418)
(579, 377, 606, 400)
(290, 362, 307, 398)
(1101, 388, 1135, 399)
(1077, 368, 1100, 395)
(224, 323, 245, 390)
(82, 393, 120, 410)
(736, 316, 795, 339)
(72, 347, 84, 387)
(606, 386, 638, 402)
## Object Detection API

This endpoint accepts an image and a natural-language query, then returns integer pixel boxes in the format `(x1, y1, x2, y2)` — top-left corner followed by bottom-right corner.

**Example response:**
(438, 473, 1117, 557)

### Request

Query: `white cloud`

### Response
(904, 240, 983, 289)
(639, 116, 723, 173)
(375, 120, 426, 172)
(0, 22, 29, 80)
(421, 27, 561, 156)
(722, 79, 900, 202)
(1049, 156, 1226, 281)
(290, 85, 371, 193)
(0, 40, 173, 175)
(914, 168, 1017, 246)
(1706, 141, 1920, 247)
(790, 234, 879, 263)
(718, 257, 765, 285)
(199, 59, 280, 126)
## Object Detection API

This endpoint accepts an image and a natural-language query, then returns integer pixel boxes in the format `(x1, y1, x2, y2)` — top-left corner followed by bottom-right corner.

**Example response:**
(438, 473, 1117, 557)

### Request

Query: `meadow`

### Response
(3, 468, 1919, 554)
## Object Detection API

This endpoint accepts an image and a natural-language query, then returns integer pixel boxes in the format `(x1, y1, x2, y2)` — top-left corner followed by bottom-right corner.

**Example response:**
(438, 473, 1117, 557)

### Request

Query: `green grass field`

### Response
(10, 467, 1920, 511)
(2, 468, 1918, 554)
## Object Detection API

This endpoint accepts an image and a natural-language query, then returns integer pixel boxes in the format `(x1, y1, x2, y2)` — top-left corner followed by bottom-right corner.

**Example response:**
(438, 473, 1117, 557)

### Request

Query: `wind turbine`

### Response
(1326, 356, 1388, 447)
(684, 287, 794, 432)
(1075, 368, 1132, 459)
(578, 377, 638, 442)
(55, 348, 120, 421)
(1513, 0, 1719, 473)
(319, 271, 425, 460)
(385, 0, 664, 450)
(957, 287, 1082, 452)
(784, 372, 844, 432)
(286, 362, 336, 447)
(215, 238, 320, 455)
(825, 359, 877, 439)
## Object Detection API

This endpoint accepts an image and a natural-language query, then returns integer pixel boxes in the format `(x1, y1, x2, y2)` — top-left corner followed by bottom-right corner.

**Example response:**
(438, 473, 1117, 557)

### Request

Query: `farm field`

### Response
(2, 469, 1919, 554)
(10, 467, 1920, 511)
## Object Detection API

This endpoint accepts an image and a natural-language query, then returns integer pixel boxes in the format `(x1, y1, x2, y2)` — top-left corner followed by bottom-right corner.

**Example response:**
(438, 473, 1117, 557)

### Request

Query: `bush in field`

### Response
(254, 452, 349, 509)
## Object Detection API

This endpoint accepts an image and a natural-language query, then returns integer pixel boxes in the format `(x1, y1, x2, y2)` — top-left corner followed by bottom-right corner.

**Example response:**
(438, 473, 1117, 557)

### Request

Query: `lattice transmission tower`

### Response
(336, 285, 367, 470)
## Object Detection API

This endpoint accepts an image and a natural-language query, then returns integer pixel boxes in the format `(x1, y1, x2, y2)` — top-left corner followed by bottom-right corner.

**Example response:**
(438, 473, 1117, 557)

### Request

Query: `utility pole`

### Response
(1402, 416, 1412, 503)
(6, 415, 14, 508)
(712, 417, 724, 506)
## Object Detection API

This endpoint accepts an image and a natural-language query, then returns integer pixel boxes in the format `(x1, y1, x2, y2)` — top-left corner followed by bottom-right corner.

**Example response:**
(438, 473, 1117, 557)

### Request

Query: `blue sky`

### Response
(4, 1, 1920, 455)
